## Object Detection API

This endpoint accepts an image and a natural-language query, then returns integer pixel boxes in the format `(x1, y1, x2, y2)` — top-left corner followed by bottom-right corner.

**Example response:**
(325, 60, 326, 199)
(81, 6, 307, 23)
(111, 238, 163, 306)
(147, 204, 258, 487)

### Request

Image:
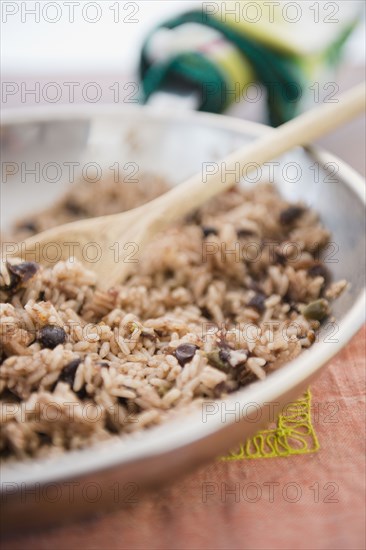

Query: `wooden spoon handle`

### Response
(147, 82, 365, 224)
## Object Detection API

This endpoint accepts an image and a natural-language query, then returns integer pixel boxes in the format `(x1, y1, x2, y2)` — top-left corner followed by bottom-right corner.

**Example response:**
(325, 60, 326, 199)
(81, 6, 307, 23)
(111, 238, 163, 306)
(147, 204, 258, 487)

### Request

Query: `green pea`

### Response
(303, 299, 329, 321)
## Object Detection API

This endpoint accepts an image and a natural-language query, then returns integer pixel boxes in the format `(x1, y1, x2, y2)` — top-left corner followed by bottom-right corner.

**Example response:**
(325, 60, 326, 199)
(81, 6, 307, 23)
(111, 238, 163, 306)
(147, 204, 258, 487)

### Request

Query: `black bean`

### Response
(127, 401, 141, 415)
(206, 350, 230, 373)
(279, 206, 305, 225)
(247, 292, 266, 314)
(8, 261, 39, 283)
(76, 386, 88, 399)
(174, 343, 198, 366)
(223, 348, 248, 369)
(218, 348, 231, 363)
(213, 381, 230, 398)
(38, 325, 66, 349)
(117, 396, 128, 407)
(185, 210, 201, 224)
(275, 251, 287, 266)
(163, 269, 174, 278)
(37, 432, 52, 445)
(236, 366, 257, 386)
(1, 261, 39, 291)
(58, 358, 81, 386)
(237, 228, 255, 238)
(201, 226, 218, 238)
(141, 331, 157, 342)
(0, 269, 18, 292)
(200, 306, 213, 320)
(17, 221, 37, 233)
(59, 358, 81, 384)
(307, 263, 330, 284)
(64, 200, 86, 216)
(282, 292, 299, 313)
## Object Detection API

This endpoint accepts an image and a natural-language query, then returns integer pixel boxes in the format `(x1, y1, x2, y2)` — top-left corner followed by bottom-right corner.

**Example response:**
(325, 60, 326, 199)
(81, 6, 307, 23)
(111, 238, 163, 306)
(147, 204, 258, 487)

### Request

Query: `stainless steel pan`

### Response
(1, 105, 365, 531)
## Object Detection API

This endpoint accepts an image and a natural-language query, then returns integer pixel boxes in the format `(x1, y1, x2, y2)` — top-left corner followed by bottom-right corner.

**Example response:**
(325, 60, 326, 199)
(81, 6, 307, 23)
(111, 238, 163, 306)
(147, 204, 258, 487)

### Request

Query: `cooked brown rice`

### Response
(0, 174, 346, 459)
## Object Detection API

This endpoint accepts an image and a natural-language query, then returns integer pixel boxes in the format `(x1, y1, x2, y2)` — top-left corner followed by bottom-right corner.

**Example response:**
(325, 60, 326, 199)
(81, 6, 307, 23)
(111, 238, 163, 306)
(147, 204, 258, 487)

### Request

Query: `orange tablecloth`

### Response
(2, 326, 365, 550)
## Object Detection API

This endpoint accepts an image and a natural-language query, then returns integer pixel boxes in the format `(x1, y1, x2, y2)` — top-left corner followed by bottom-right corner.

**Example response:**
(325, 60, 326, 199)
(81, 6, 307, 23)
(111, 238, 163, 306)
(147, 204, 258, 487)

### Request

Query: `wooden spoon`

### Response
(6, 83, 365, 289)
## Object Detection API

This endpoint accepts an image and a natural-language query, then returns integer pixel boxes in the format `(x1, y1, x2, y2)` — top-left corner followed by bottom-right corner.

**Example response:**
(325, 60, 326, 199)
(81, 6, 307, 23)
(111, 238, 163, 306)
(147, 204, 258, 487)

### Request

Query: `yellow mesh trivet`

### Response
(222, 389, 319, 460)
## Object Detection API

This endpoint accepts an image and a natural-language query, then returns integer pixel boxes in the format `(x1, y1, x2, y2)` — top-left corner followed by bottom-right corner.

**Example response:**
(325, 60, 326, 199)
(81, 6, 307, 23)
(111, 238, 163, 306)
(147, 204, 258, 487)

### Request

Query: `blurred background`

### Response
(2, 1, 365, 79)
(1, 0, 365, 173)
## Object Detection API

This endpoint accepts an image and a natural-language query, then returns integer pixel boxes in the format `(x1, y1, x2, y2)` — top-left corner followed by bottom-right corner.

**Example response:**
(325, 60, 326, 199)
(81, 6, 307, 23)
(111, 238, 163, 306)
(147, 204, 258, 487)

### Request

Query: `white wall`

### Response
(1, 0, 364, 78)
